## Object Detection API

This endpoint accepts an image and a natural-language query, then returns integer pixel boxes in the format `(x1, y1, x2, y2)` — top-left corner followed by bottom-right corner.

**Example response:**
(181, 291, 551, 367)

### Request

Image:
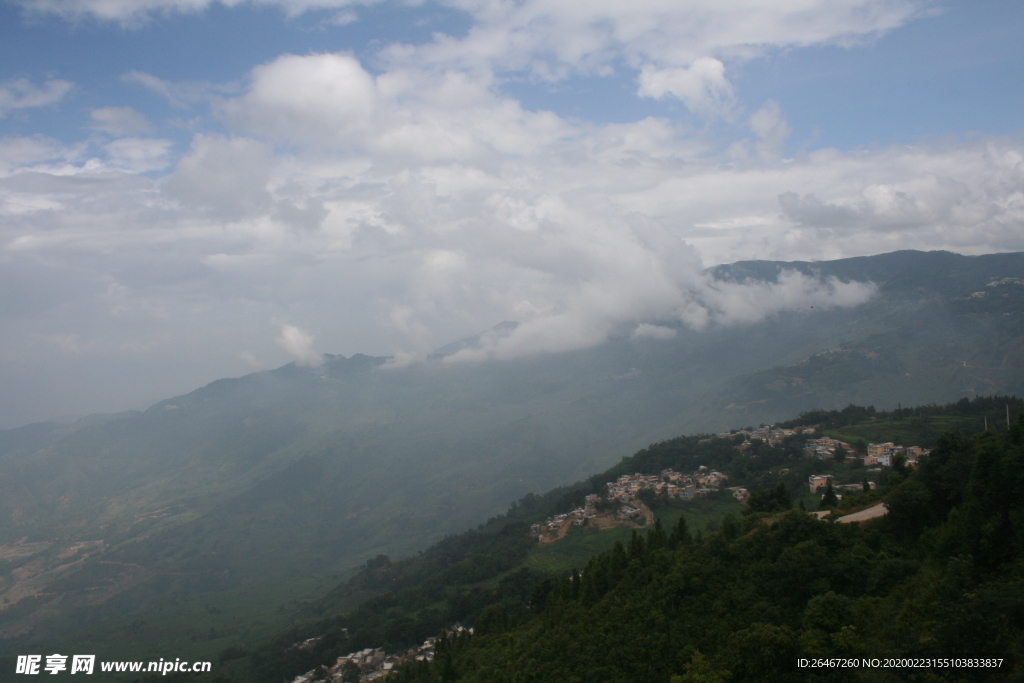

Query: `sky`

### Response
(1, 0, 1023, 428)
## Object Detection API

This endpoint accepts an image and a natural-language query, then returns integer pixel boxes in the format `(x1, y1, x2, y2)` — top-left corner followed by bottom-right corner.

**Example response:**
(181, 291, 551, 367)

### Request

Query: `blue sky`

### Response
(1, 0, 1023, 427)
(3, 1, 1023, 150)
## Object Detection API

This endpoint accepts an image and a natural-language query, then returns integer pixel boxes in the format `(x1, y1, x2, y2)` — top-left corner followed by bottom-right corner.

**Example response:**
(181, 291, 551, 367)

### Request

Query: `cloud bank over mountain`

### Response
(1, 0, 1022, 426)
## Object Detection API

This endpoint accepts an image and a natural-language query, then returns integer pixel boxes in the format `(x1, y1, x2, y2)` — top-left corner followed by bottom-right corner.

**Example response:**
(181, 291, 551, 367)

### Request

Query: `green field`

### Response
(826, 414, 992, 448)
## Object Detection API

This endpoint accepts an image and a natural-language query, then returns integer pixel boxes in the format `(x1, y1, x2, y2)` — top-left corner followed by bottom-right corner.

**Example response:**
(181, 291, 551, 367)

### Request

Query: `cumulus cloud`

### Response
(638, 59, 735, 119)
(219, 52, 570, 165)
(0, 78, 72, 116)
(222, 53, 376, 147)
(275, 322, 322, 366)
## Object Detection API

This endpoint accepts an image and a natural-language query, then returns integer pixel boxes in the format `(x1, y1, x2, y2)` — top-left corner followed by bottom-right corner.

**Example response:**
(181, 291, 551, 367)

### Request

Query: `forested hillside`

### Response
(170, 397, 1024, 683)
(383, 407, 1024, 682)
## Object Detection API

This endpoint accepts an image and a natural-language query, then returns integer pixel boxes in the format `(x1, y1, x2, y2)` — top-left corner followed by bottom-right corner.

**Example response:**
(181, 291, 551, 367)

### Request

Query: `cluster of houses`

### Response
(803, 436, 851, 459)
(740, 425, 813, 446)
(607, 468, 728, 500)
(530, 467, 729, 541)
(530, 506, 599, 536)
(704, 425, 930, 472)
(989, 277, 1024, 286)
(290, 628, 471, 683)
(804, 437, 930, 468)
(865, 442, 929, 467)
(955, 277, 1023, 303)
(530, 429, 934, 538)
(808, 440, 930, 501)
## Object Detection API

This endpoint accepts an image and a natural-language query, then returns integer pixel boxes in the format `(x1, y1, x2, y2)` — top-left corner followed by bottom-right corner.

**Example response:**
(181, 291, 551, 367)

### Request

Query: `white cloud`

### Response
(16, 1, 931, 80)
(122, 70, 232, 108)
(328, 8, 356, 25)
(0, 136, 76, 176)
(275, 322, 323, 366)
(445, 266, 876, 363)
(104, 137, 173, 172)
(0, 78, 72, 116)
(637, 59, 735, 119)
(218, 52, 574, 168)
(696, 271, 877, 327)
(388, 0, 931, 83)
(222, 53, 376, 147)
(164, 134, 272, 218)
(631, 323, 677, 341)
(749, 100, 791, 160)
(91, 107, 150, 135)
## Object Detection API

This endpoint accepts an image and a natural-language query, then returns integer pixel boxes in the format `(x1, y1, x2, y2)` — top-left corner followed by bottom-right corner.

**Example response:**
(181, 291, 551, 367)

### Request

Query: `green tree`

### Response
(818, 481, 838, 509)
(671, 650, 730, 683)
(340, 660, 360, 683)
(746, 486, 790, 514)
(474, 604, 509, 636)
(670, 515, 692, 546)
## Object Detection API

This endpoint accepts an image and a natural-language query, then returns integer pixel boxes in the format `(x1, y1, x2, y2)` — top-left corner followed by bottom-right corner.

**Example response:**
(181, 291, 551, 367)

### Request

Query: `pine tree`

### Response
(819, 481, 839, 509)
(627, 529, 646, 562)
(646, 518, 667, 552)
(670, 514, 692, 547)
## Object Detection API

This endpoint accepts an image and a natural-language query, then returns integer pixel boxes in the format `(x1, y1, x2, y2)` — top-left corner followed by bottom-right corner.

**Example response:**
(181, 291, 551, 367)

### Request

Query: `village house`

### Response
(729, 487, 749, 502)
(804, 436, 852, 459)
(808, 474, 834, 493)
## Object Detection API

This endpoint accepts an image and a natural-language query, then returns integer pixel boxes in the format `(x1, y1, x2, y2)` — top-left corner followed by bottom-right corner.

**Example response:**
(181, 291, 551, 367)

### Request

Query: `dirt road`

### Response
(836, 502, 888, 524)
